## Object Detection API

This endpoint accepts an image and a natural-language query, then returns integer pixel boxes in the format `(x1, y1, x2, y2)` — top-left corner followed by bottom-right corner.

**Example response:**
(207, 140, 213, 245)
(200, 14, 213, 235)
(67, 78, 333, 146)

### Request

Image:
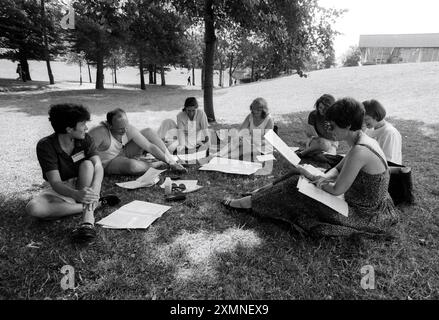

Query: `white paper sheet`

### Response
(256, 154, 276, 162)
(264, 130, 301, 166)
(115, 168, 166, 189)
(302, 164, 326, 177)
(177, 149, 207, 162)
(199, 157, 262, 175)
(159, 179, 203, 193)
(97, 200, 171, 229)
(297, 177, 348, 217)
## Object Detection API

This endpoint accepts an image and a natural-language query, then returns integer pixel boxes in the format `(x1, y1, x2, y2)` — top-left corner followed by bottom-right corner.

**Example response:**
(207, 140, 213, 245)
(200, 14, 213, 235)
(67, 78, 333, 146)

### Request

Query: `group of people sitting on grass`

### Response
(26, 94, 404, 243)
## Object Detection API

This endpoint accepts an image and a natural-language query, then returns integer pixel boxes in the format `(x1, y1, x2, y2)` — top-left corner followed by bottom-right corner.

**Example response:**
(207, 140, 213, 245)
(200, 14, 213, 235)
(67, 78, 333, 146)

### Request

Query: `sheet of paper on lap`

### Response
(297, 176, 348, 217)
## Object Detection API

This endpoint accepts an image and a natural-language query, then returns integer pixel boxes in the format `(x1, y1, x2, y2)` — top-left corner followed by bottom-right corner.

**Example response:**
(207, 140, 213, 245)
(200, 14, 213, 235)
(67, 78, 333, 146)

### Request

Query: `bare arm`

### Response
(89, 155, 104, 194)
(46, 170, 98, 204)
(239, 115, 251, 132)
(128, 125, 168, 163)
(265, 117, 275, 131)
(88, 126, 109, 152)
(321, 148, 364, 196)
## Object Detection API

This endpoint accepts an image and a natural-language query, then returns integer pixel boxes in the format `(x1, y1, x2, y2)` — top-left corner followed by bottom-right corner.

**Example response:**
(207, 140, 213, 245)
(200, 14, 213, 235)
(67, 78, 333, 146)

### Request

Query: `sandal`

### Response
(240, 192, 253, 197)
(71, 222, 96, 244)
(99, 195, 121, 207)
(221, 198, 252, 213)
(165, 193, 186, 202)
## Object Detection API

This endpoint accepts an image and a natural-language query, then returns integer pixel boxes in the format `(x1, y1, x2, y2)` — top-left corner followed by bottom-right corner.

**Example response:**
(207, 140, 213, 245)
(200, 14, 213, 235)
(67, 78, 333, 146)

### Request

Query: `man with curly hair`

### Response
(26, 104, 118, 244)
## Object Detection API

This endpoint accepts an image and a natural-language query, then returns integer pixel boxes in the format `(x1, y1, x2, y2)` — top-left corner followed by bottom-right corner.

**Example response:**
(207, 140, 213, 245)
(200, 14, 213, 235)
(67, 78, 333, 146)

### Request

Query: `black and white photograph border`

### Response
(0, 0, 438, 303)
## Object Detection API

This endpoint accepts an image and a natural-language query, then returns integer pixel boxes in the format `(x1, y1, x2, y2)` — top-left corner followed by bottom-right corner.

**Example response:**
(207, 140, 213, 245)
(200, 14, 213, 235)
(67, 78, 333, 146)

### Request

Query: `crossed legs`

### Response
(26, 160, 98, 223)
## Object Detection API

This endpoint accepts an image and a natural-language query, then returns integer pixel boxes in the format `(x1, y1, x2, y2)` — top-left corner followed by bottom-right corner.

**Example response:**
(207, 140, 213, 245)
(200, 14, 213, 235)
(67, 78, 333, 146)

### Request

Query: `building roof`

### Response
(359, 33, 439, 48)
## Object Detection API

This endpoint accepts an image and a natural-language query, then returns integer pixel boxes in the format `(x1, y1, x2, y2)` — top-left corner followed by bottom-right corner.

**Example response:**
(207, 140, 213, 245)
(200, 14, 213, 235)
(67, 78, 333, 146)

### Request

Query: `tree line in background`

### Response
(0, 0, 343, 121)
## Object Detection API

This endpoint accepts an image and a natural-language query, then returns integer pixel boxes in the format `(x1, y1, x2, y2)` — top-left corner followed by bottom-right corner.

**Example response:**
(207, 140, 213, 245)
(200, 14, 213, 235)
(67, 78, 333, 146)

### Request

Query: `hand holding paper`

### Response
(264, 130, 301, 166)
(116, 168, 166, 189)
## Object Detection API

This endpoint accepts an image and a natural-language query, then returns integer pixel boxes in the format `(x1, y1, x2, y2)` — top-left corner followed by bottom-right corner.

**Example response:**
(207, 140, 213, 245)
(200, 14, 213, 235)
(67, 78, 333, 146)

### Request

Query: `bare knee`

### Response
(141, 128, 155, 137)
(79, 160, 94, 172)
(126, 160, 147, 175)
(26, 199, 50, 219)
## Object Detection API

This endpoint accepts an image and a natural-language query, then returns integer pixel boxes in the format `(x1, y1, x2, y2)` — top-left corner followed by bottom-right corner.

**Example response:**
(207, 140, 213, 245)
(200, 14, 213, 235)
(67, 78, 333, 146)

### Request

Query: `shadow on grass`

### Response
(0, 79, 203, 117)
(0, 114, 438, 299)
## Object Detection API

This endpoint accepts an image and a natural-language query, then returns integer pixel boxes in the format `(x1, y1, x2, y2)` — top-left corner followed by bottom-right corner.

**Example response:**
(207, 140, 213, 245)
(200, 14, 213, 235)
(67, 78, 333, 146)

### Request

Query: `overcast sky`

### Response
(319, 0, 439, 59)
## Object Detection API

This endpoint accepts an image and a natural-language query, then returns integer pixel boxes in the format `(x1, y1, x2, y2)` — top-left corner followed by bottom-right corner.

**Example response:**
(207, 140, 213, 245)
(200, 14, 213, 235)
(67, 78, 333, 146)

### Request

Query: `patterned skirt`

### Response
(251, 174, 398, 238)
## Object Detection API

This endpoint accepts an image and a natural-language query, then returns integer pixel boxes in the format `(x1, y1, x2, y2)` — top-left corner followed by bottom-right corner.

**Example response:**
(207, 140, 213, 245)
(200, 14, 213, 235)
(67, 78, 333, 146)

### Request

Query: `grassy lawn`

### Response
(0, 62, 438, 300)
(1, 113, 438, 300)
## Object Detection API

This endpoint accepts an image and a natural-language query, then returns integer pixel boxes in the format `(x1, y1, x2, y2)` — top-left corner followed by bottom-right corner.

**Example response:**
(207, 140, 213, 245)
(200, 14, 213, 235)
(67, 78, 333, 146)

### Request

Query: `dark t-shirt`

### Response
(308, 110, 335, 140)
(36, 133, 98, 181)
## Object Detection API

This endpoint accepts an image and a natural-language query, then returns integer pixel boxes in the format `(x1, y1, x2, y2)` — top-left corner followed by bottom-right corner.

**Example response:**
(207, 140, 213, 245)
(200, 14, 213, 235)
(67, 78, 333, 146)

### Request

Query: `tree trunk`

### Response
(219, 65, 223, 87)
(192, 67, 195, 86)
(41, 0, 54, 85)
(87, 62, 92, 83)
(251, 60, 255, 82)
(229, 53, 234, 87)
(201, 66, 204, 90)
(148, 64, 154, 84)
(139, 52, 146, 90)
(203, 0, 216, 122)
(79, 61, 82, 85)
(160, 65, 166, 86)
(153, 65, 157, 84)
(114, 65, 117, 84)
(96, 52, 104, 89)
(19, 55, 31, 81)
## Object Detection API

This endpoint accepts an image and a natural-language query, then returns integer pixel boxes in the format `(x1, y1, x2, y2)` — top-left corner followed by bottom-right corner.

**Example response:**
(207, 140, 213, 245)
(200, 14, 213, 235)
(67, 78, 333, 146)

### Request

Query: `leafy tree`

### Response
(184, 28, 204, 86)
(173, 0, 343, 122)
(68, 0, 125, 89)
(107, 48, 128, 85)
(123, 0, 188, 89)
(0, 0, 65, 82)
(343, 45, 361, 67)
(65, 51, 86, 84)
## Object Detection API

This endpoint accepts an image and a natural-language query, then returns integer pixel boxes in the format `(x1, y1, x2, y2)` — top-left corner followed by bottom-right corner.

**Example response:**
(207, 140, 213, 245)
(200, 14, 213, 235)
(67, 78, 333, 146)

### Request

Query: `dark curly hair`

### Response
(48, 103, 90, 134)
(314, 94, 336, 110)
(325, 97, 365, 131)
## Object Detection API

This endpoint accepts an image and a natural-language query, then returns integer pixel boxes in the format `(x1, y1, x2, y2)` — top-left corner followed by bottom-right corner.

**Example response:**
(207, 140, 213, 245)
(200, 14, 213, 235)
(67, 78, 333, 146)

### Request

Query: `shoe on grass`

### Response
(71, 222, 96, 244)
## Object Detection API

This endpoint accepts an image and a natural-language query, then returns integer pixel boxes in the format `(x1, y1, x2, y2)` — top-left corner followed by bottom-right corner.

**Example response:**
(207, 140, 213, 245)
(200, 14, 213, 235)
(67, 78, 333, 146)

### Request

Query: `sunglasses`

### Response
(171, 183, 186, 192)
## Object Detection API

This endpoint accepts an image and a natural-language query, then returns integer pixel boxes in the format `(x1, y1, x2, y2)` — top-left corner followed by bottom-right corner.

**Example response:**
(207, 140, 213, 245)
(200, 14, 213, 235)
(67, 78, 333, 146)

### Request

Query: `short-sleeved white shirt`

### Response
(367, 121, 402, 165)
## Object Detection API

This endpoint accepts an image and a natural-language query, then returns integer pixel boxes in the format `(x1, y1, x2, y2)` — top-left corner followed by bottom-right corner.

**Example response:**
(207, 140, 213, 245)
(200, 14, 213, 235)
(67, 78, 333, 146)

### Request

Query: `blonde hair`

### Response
(250, 97, 269, 119)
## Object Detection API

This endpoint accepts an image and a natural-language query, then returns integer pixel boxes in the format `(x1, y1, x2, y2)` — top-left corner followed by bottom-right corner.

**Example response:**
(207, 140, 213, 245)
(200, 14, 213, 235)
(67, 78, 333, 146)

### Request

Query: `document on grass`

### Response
(256, 154, 276, 162)
(116, 168, 166, 189)
(297, 177, 349, 217)
(199, 157, 262, 175)
(264, 130, 301, 166)
(160, 180, 203, 193)
(177, 149, 207, 162)
(97, 200, 171, 229)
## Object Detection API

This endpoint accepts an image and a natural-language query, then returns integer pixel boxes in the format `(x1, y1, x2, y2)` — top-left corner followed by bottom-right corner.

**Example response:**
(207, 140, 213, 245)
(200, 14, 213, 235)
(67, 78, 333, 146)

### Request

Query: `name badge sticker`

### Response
(71, 151, 85, 163)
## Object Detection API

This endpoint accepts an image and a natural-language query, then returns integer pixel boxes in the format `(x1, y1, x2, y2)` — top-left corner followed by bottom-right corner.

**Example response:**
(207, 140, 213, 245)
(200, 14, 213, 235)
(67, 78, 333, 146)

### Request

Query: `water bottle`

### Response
(164, 177, 172, 195)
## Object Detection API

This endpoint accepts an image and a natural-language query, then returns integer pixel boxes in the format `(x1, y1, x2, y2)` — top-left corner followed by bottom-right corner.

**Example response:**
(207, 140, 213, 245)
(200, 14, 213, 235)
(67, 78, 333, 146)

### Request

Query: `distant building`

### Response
(359, 33, 439, 65)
